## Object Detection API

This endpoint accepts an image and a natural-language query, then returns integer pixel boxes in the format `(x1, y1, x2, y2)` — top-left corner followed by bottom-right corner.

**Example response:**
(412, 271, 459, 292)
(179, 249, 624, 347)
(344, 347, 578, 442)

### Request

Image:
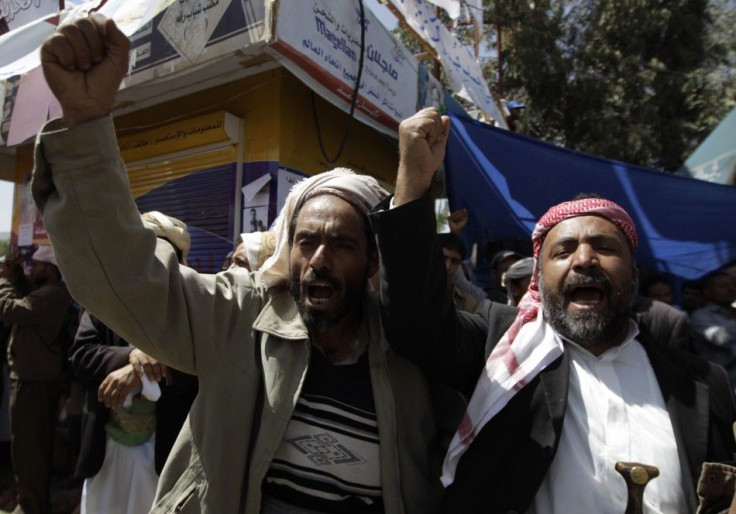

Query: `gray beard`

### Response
(540, 273, 638, 348)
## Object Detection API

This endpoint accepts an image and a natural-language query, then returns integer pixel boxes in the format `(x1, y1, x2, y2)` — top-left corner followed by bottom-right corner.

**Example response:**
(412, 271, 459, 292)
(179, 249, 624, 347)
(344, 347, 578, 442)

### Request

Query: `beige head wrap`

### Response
(239, 231, 276, 272)
(141, 211, 191, 265)
(259, 168, 389, 289)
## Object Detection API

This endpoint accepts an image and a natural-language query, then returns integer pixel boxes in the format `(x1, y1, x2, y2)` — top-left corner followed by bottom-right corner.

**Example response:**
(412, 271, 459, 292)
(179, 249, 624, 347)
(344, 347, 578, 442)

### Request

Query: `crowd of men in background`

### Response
(438, 222, 736, 361)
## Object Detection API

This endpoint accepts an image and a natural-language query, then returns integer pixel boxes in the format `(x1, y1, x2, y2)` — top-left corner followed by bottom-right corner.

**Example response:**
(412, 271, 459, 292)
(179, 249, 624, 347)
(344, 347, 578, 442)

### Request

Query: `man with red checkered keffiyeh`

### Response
(370, 108, 736, 513)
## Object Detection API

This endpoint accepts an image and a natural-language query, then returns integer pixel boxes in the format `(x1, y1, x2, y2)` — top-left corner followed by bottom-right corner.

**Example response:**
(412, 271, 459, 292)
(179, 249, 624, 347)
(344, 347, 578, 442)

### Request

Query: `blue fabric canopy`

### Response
(444, 112, 736, 280)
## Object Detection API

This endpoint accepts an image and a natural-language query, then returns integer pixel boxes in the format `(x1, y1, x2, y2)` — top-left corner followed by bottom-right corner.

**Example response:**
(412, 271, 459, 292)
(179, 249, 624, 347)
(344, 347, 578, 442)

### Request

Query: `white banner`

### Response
(0, 12, 57, 69)
(0, 35, 43, 81)
(387, 0, 506, 127)
(98, 0, 178, 37)
(423, 0, 461, 20)
(1, 0, 58, 32)
(0, 81, 5, 145)
(272, 0, 420, 133)
(0, 1, 101, 81)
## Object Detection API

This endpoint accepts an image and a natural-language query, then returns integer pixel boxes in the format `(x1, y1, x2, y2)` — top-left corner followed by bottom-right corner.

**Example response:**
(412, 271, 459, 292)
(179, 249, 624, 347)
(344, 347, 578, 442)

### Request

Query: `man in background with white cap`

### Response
(69, 211, 199, 514)
(486, 249, 522, 303)
(502, 256, 534, 307)
(0, 245, 73, 514)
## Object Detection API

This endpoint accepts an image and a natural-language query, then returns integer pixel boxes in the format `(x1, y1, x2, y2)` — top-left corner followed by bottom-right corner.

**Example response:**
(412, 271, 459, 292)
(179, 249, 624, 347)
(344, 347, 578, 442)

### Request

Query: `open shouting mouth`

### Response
(306, 280, 337, 305)
(564, 276, 611, 311)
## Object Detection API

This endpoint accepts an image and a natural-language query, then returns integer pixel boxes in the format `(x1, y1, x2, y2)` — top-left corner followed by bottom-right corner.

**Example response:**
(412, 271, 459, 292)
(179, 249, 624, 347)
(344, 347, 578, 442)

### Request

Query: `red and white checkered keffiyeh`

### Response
(441, 198, 638, 486)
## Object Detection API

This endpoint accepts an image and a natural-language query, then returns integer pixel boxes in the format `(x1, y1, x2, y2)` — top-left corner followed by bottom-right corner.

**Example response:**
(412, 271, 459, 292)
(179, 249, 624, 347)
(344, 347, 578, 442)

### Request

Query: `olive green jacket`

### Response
(32, 117, 454, 514)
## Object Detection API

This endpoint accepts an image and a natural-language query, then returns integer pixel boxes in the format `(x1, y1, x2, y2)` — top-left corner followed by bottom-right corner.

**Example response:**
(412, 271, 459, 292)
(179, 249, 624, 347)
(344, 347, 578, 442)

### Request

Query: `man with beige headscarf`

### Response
(30, 15, 461, 513)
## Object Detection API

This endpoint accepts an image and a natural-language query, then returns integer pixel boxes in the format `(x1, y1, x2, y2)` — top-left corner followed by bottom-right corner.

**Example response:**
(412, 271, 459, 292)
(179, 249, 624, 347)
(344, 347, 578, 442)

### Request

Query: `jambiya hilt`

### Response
(615, 461, 660, 514)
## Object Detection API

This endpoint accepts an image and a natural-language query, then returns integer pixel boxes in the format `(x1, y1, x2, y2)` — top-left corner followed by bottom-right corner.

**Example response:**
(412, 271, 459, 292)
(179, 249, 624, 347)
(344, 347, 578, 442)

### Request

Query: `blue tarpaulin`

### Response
(444, 112, 736, 280)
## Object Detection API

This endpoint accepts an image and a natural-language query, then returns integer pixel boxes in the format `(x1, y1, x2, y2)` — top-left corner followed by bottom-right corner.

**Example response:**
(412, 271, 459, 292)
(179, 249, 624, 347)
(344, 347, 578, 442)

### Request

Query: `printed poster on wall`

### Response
(276, 168, 307, 215)
(242, 173, 270, 234)
(12, 170, 48, 246)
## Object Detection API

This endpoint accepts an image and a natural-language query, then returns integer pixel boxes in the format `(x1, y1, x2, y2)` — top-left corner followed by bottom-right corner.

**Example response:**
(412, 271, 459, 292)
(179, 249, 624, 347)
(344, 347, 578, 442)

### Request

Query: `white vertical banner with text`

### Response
(1, 0, 58, 32)
(387, 0, 506, 127)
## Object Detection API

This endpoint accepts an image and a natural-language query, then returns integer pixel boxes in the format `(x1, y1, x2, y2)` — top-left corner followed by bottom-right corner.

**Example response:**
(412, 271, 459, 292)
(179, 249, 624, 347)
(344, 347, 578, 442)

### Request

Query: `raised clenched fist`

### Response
(40, 13, 130, 127)
(394, 107, 451, 207)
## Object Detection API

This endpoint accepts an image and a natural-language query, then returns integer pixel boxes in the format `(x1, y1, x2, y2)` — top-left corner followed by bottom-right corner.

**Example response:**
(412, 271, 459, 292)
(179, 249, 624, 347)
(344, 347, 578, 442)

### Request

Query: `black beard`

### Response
(541, 270, 637, 348)
(289, 268, 365, 334)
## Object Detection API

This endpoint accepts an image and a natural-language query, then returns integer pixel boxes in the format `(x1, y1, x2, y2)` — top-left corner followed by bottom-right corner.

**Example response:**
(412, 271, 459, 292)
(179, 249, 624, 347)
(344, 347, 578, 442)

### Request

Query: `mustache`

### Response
(562, 271, 612, 294)
(302, 269, 340, 289)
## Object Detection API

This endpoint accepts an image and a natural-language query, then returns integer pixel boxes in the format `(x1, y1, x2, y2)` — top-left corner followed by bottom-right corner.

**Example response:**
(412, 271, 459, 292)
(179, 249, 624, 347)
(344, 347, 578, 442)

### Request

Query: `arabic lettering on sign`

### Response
(342, 69, 357, 84)
(312, 6, 403, 109)
(366, 44, 399, 81)
(173, 0, 221, 24)
(312, 5, 335, 24)
(324, 53, 342, 72)
(121, 139, 150, 151)
(334, 21, 360, 47)
(364, 67, 398, 101)
(0, 0, 42, 23)
(315, 16, 357, 62)
(136, 43, 152, 61)
(187, 119, 223, 135)
(119, 120, 224, 151)
(302, 39, 324, 58)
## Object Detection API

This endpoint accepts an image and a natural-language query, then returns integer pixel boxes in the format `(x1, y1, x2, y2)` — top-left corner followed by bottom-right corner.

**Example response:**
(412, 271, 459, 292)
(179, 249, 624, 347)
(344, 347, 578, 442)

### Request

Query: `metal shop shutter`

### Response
(134, 161, 237, 274)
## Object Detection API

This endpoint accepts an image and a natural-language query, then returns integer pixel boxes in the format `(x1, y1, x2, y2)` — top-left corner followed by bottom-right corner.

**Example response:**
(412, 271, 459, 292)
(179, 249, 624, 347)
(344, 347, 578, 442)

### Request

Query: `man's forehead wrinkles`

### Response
(294, 226, 361, 244)
(549, 233, 623, 246)
(548, 216, 625, 239)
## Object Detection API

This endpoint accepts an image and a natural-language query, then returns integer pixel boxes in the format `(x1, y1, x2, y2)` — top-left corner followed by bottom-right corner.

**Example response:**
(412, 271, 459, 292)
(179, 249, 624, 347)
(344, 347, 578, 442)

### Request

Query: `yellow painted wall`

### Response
(117, 68, 282, 165)
(278, 71, 398, 185)
(115, 67, 398, 186)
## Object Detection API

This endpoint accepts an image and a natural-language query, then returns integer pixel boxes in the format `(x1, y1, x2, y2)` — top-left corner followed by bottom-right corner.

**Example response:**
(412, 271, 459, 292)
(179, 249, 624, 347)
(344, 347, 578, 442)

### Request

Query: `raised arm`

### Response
(34, 16, 262, 377)
(371, 109, 496, 396)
